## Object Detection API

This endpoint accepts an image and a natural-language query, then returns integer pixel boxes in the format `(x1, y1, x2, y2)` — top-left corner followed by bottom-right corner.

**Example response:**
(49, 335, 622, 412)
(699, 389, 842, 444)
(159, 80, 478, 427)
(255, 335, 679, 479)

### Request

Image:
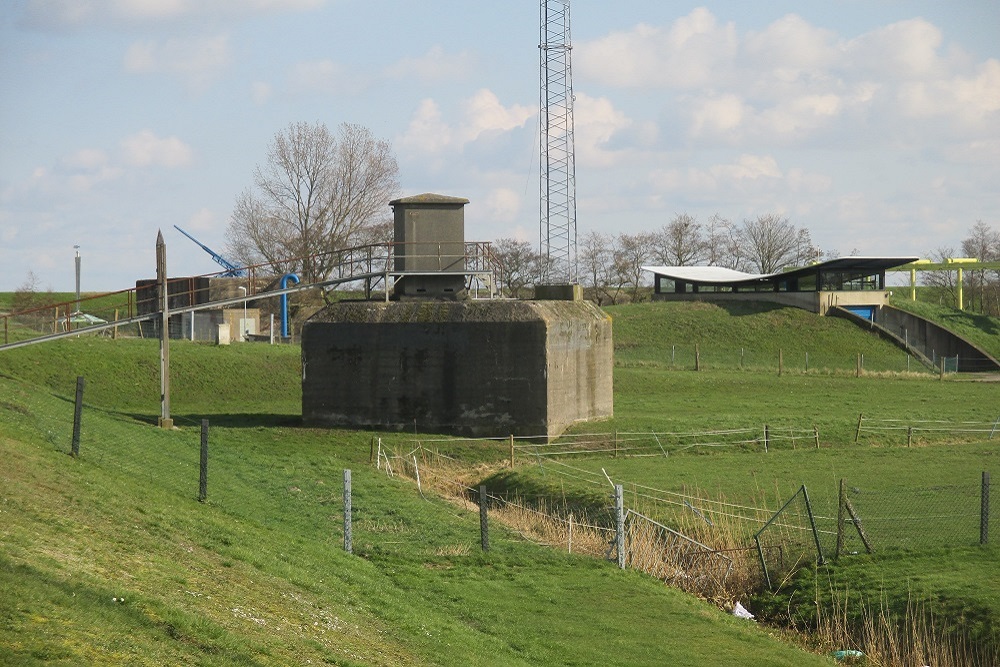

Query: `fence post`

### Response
(778, 348, 783, 376)
(907, 425, 913, 447)
(695, 344, 701, 371)
(763, 424, 769, 453)
(982, 471, 991, 546)
(939, 357, 945, 380)
(479, 485, 489, 552)
(509, 434, 515, 468)
(568, 512, 574, 554)
(343, 469, 352, 554)
(813, 425, 820, 449)
(614, 484, 625, 569)
(614, 430, 619, 459)
(855, 413, 864, 443)
(71, 376, 85, 457)
(836, 478, 846, 559)
(198, 420, 209, 502)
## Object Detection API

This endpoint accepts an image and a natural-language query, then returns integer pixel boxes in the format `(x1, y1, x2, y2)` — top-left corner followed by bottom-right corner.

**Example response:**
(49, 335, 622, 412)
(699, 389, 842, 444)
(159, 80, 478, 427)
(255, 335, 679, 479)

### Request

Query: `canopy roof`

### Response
(643, 256, 919, 287)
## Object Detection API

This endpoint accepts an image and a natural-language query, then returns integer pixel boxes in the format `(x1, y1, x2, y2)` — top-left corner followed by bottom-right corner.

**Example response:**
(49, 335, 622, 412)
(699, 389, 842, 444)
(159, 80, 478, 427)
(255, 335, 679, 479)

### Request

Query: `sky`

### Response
(1, 0, 998, 292)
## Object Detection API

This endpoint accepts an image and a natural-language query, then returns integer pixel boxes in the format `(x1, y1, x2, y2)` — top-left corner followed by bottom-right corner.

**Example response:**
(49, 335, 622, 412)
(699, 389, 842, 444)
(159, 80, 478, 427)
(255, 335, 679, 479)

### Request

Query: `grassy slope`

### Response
(0, 339, 830, 665)
(889, 296, 1000, 360)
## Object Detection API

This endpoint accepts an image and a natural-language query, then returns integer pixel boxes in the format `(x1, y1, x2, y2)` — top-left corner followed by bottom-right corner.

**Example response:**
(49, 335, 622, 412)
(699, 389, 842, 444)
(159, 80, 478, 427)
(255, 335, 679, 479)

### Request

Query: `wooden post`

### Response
(763, 424, 769, 453)
(813, 425, 820, 449)
(740, 347, 744, 370)
(805, 351, 809, 373)
(509, 434, 515, 468)
(695, 344, 701, 371)
(855, 413, 863, 443)
(844, 496, 873, 554)
(156, 231, 173, 429)
(199, 420, 209, 502)
(836, 478, 846, 558)
(982, 471, 991, 546)
(790, 427, 796, 450)
(778, 348, 783, 376)
(343, 470, 353, 554)
(113, 308, 119, 339)
(907, 425, 913, 447)
(568, 512, 574, 554)
(614, 484, 625, 569)
(479, 485, 489, 552)
(71, 376, 85, 457)
(614, 430, 619, 459)
(939, 356, 945, 380)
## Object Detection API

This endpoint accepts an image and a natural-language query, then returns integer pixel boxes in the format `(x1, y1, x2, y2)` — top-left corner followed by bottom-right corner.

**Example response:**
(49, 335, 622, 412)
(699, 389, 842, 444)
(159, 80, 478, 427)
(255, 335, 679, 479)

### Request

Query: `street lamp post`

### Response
(238, 286, 247, 342)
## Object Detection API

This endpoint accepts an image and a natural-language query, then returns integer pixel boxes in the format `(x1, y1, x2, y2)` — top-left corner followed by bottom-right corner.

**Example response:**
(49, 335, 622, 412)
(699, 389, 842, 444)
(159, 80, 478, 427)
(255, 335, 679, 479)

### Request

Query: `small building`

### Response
(644, 257, 918, 319)
(135, 276, 259, 342)
(300, 192, 614, 438)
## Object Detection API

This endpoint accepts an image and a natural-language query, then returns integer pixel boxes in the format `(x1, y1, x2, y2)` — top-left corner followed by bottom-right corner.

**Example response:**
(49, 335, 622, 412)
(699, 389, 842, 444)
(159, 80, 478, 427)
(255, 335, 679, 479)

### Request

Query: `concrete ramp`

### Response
(829, 305, 1000, 372)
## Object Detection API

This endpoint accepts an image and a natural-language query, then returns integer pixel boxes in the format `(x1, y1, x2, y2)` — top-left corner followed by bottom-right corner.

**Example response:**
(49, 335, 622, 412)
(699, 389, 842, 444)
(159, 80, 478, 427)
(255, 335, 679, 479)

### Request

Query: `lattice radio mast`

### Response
(539, 0, 577, 284)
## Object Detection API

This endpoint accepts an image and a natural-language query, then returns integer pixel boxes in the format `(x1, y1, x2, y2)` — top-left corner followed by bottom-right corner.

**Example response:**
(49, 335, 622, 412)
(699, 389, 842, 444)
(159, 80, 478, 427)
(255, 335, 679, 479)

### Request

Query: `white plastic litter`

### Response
(732, 602, 755, 620)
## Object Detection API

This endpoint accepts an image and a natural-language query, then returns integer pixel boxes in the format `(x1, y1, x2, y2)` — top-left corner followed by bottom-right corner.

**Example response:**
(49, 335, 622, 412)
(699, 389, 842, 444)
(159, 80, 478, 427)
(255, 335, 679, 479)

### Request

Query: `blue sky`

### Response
(1, 0, 998, 291)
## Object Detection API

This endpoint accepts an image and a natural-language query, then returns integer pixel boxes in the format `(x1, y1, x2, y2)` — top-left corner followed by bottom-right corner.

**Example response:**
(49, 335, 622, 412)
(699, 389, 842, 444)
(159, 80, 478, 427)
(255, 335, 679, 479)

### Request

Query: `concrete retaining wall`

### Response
(301, 300, 613, 437)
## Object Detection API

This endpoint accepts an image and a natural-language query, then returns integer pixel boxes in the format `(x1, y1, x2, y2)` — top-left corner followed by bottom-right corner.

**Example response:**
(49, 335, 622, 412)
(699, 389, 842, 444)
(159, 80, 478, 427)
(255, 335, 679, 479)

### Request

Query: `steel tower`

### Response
(539, 0, 577, 284)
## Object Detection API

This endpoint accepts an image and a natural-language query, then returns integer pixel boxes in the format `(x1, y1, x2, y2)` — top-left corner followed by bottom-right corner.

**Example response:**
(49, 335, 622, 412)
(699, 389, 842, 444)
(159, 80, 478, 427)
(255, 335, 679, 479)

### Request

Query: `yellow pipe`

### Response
(957, 267, 964, 311)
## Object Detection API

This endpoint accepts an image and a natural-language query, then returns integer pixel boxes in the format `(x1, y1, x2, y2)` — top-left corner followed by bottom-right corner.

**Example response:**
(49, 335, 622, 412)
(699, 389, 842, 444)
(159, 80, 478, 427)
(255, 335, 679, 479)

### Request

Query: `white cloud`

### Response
(577, 9, 739, 88)
(384, 46, 476, 83)
(460, 90, 534, 143)
(124, 34, 232, 90)
(483, 188, 522, 224)
(399, 98, 452, 155)
(399, 90, 533, 157)
(120, 130, 193, 167)
(574, 93, 634, 167)
(22, 0, 324, 30)
(845, 18, 946, 81)
(897, 58, 1000, 122)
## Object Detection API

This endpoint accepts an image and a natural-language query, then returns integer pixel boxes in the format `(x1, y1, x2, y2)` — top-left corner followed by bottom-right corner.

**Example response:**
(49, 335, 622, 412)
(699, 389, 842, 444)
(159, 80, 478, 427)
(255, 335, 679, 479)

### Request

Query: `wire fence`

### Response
(6, 374, 994, 606)
(625, 343, 936, 375)
(857, 414, 1000, 445)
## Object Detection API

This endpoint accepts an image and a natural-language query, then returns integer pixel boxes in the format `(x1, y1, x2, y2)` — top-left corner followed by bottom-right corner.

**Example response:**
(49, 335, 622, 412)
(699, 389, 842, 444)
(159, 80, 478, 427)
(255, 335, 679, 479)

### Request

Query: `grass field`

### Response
(2, 341, 831, 664)
(2, 298, 999, 665)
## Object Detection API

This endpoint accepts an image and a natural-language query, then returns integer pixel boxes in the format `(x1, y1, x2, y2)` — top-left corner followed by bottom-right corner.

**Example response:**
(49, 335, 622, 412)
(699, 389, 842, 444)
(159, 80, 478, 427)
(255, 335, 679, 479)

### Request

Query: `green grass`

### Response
(889, 296, 1000, 360)
(0, 339, 831, 664)
(2, 297, 999, 664)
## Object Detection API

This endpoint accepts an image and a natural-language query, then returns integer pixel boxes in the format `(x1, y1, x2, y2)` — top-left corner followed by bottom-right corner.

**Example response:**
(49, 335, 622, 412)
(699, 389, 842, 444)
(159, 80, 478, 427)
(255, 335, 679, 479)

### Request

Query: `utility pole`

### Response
(157, 230, 173, 429)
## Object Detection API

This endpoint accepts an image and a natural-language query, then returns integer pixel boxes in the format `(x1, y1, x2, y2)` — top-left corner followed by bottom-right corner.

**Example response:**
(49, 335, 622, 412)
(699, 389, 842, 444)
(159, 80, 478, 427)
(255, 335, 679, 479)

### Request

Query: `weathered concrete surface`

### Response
(301, 300, 613, 437)
(876, 305, 1000, 372)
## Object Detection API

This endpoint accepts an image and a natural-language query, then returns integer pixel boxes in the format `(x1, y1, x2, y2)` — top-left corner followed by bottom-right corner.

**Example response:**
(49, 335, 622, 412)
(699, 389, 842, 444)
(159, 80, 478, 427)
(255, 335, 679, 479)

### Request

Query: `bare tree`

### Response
(493, 237, 544, 298)
(920, 246, 959, 306)
(579, 230, 615, 306)
(614, 232, 655, 303)
(650, 214, 706, 266)
(704, 214, 738, 268)
(961, 220, 1000, 315)
(731, 214, 806, 273)
(226, 121, 400, 284)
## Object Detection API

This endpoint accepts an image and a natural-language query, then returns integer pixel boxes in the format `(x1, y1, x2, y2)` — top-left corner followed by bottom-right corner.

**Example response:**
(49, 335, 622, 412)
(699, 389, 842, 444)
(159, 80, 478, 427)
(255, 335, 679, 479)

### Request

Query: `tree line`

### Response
(494, 213, 824, 306)
(219, 120, 998, 315)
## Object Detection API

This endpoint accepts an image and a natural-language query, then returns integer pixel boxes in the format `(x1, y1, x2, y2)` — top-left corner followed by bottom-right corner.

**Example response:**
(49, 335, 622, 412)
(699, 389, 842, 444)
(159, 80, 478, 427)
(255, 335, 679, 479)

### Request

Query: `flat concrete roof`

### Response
(643, 256, 919, 287)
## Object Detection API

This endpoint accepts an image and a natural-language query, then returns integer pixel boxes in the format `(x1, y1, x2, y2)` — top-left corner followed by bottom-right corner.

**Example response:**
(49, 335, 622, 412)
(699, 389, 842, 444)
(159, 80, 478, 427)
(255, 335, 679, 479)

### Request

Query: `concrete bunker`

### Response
(301, 193, 613, 438)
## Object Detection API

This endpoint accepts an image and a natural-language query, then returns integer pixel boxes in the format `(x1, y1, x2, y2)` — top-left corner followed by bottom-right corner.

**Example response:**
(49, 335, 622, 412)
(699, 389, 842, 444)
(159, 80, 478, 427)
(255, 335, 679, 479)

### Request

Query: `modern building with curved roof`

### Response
(643, 256, 919, 318)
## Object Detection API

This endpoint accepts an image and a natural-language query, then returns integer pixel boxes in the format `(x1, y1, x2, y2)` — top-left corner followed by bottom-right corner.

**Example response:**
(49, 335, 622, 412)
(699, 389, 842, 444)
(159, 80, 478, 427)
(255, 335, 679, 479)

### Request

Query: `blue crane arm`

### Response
(173, 225, 246, 277)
